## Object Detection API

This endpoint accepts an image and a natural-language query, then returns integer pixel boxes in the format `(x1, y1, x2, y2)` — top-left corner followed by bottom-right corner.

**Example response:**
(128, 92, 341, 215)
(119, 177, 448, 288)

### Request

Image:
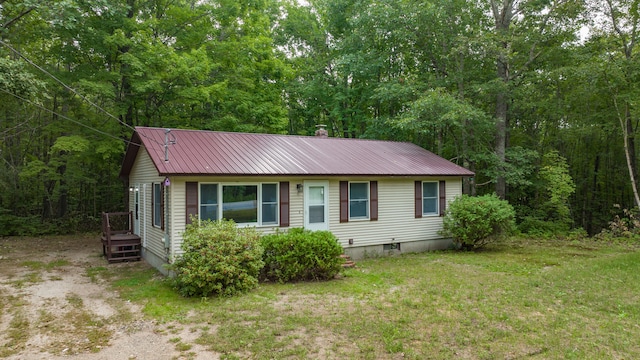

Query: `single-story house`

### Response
(119, 126, 474, 273)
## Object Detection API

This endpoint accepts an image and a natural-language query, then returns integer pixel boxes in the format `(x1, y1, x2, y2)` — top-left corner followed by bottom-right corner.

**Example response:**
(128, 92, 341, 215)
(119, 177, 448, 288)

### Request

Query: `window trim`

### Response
(422, 181, 439, 216)
(349, 181, 370, 220)
(198, 182, 279, 226)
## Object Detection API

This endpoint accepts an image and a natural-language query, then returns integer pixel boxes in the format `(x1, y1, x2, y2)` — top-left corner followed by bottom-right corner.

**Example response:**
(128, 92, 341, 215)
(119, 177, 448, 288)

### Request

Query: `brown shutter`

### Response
(279, 182, 290, 227)
(151, 183, 155, 225)
(186, 182, 198, 225)
(415, 181, 422, 218)
(370, 181, 378, 221)
(439, 180, 446, 217)
(340, 181, 349, 223)
(161, 185, 165, 230)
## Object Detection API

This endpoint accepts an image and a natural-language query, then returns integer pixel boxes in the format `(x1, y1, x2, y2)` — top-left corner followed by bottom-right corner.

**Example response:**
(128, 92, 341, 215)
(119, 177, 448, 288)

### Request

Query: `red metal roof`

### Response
(120, 127, 475, 178)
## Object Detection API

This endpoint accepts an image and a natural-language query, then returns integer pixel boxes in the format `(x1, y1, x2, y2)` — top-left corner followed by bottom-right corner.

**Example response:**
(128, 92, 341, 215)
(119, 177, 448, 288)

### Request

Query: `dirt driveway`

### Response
(0, 235, 212, 360)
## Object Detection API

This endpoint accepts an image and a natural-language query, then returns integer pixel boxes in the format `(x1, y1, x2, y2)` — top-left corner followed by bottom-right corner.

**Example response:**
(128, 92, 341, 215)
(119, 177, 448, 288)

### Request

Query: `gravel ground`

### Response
(0, 235, 214, 360)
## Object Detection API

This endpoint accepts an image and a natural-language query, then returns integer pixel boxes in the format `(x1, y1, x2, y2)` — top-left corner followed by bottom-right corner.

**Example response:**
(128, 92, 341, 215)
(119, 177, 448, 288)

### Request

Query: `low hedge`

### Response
(261, 228, 343, 283)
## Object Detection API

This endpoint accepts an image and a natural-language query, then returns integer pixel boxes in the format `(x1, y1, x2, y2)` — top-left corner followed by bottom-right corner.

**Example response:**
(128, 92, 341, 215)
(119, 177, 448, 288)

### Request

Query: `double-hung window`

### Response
(200, 184, 218, 221)
(349, 182, 369, 220)
(199, 183, 278, 225)
(422, 181, 438, 216)
(261, 183, 278, 225)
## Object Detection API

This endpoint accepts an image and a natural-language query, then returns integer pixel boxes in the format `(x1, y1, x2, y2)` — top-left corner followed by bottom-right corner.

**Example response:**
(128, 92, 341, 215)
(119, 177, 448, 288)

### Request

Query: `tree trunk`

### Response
(626, 104, 637, 189)
(457, 52, 475, 196)
(491, 0, 514, 199)
(495, 88, 508, 199)
(57, 163, 68, 218)
(615, 98, 640, 209)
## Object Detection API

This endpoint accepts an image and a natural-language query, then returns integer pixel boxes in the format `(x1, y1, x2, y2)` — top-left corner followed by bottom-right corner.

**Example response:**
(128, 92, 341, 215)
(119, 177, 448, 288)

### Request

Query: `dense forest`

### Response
(0, 0, 637, 237)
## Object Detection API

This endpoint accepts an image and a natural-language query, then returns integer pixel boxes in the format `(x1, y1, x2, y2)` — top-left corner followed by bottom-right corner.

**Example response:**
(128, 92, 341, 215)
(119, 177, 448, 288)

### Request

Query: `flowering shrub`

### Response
(170, 219, 264, 297)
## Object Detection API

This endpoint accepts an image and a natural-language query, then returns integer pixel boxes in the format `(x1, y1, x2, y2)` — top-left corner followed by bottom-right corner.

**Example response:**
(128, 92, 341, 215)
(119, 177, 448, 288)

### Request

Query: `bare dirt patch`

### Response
(0, 235, 212, 360)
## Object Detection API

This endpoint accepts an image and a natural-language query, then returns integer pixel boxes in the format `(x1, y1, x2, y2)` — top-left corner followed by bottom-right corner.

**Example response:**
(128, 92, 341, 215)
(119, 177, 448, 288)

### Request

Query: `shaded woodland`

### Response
(0, 0, 637, 236)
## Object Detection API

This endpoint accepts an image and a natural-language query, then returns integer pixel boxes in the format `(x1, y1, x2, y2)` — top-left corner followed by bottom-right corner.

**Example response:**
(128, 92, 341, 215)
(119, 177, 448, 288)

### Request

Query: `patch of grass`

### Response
(20, 259, 70, 271)
(37, 309, 56, 328)
(46, 258, 71, 269)
(47, 307, 112, 356)
(103, 297, 136, 324)
(113, 268, 198, 322)
(175, 342, 193, 351)
(66, 293, 83, 307)
(19, 260, 45, 270)
(11, 272, 42, 288)
(108, 238, 640, 359)
(0, 309, 30, 357)
(85, 266, 109, 283)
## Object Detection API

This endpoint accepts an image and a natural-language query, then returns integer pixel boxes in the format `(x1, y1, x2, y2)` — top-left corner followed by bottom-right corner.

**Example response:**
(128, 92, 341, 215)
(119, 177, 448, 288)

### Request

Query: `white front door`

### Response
(304, 181, 329, 231)
(133, 185, 140, 235)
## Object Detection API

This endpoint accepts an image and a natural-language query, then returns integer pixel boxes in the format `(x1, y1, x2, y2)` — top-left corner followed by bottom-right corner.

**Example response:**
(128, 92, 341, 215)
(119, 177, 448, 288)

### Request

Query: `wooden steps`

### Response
(340, 254, 356, 268)
(101, 212, 142, 263)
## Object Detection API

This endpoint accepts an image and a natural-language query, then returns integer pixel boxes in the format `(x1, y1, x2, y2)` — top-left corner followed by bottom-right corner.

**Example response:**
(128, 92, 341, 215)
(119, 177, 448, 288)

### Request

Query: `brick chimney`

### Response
(315, 124, 328, 138)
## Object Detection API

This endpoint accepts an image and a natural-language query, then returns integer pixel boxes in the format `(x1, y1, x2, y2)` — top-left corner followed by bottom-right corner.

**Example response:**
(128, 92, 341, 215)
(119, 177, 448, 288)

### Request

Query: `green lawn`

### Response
(109, 238, 640, 359)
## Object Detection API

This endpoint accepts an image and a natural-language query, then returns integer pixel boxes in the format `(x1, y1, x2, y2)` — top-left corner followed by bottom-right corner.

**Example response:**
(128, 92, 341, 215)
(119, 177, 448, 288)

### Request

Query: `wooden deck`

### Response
(101, 211, 141, 263)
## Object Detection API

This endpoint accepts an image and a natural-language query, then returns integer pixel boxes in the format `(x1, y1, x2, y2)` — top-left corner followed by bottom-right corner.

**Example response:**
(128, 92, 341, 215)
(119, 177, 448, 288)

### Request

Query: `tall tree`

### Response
(597, 0, 640, 208)
(488, 0, 583, 198)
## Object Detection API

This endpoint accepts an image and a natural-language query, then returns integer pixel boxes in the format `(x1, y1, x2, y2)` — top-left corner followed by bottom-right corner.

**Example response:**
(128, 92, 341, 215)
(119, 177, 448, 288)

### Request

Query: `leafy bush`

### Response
(0, 209, 43, 236)
(517, 216, 570, 238)
(170, 219, 264, 297)
(261, 228, 343, 283)
(440, 194, 516, 250)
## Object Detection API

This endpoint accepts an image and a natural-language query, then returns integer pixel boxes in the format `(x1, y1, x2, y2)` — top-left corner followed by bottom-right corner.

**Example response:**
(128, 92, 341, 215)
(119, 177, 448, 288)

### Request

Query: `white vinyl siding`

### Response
(128, 147, 167, 262)
(330, 178, 462, 248)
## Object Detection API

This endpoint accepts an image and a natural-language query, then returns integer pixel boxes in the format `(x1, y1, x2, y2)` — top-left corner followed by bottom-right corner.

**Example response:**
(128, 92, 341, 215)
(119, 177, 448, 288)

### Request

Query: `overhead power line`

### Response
(0, 87, 140, 147)
(0, 39, 163, 147)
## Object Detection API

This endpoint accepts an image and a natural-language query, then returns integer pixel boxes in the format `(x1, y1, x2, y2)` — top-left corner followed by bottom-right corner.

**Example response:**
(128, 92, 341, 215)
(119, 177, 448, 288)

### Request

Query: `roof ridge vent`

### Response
(315, 124, 328, 138)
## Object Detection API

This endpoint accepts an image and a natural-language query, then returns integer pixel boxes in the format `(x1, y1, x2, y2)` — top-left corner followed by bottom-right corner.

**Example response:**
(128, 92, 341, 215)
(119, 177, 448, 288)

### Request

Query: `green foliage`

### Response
(0, 209, 42, 236)
(0, 0, 635, 239)
(516, 151, 576, 236)
(517, 215, 571, 238)
(260, 228, 343, 283)
(170, 219, 264, 297)
(441, 194, 516, 250)
(0, 58, 45, 97)
(539, 151, 576, 223)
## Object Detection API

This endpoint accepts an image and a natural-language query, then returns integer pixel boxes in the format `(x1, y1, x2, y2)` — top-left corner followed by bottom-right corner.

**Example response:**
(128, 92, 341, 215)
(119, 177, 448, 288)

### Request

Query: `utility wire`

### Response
(0, 39, 163, 147)
(0, 87, 140, 147)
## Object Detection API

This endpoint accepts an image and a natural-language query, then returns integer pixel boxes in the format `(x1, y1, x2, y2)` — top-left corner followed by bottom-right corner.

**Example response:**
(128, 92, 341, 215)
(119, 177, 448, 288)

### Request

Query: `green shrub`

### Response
(0, 209, 42, 236)
(517, 216, 570, 238)
(169, 219, 264, 297)
(261, 228, 343, 283)
(440, 194, 516, 250)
